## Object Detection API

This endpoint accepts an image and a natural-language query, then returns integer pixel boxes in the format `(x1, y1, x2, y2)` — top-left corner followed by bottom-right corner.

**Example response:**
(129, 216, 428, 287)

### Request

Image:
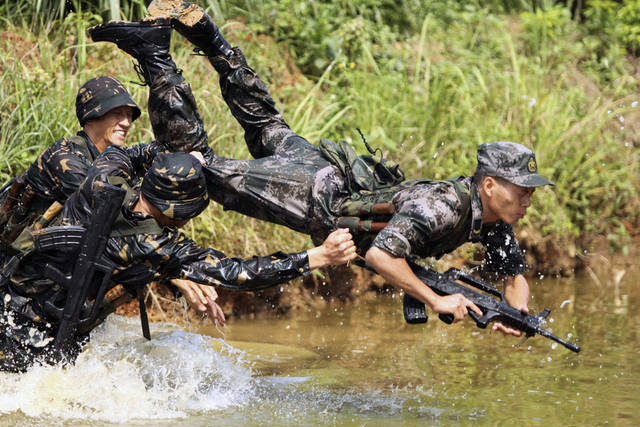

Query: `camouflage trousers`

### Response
(148, 69, 210, 154)
(202, 49, 338, 237)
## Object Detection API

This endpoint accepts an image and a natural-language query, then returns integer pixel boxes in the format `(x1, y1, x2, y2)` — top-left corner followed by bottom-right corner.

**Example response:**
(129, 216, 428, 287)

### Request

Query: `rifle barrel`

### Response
(537, 328, 581, 353)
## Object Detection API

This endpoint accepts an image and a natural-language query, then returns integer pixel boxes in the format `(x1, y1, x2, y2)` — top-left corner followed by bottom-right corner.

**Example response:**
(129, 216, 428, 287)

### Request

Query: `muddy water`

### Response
(1, 263, 638, 427)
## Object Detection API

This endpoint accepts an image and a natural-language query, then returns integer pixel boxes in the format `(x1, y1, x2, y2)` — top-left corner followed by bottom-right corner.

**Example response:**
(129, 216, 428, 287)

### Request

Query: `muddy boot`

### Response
(89, 18, 176, 86)
(148, 0, 233, 58)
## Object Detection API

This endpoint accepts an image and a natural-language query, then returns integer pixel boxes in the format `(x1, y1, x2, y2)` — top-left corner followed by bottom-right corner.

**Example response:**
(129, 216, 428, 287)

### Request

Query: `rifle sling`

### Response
(137, 286, 151, 340)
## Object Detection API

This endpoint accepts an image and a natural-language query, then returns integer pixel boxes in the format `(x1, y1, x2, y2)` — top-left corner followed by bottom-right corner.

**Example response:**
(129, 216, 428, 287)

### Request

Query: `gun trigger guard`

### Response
(438, 313, 454, 324)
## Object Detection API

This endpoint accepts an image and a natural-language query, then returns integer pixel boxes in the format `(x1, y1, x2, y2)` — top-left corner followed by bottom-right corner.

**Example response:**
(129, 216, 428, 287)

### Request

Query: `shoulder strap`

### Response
(106, 176, 163, 237)
(67, 135, 92, 158)
(445, 177, 472, 239)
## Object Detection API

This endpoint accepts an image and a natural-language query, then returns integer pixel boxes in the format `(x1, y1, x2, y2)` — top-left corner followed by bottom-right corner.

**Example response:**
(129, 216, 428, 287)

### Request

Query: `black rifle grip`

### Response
(403, 293, 428, 324)
(438, 313, 454, 324)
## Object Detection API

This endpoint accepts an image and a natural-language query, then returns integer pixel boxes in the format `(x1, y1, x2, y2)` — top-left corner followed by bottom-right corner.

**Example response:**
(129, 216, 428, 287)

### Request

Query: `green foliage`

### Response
(0, 0, 638, 257)
(617, 0, 640, 53)
(583, 0, 640, 58)
(520, 2, 573, 56)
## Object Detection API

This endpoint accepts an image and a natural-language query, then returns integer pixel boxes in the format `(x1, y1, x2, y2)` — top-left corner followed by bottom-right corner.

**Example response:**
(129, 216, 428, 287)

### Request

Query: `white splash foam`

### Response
(0, 315, 256, 423)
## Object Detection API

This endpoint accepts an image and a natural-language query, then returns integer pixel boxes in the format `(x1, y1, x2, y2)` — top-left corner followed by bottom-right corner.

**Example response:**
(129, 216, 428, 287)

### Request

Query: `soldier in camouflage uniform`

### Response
(148, 2, 552, 336)
(0, 20, 228, 329)
(0, 76, 142, 253)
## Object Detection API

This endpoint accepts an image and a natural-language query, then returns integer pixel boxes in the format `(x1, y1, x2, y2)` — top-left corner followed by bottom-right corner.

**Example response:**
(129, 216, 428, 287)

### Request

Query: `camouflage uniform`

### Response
(202, 49, 525, 276)
(0, 145, 310, 372)
(0, 71, 214, 372)
(0, 72, 210, 256)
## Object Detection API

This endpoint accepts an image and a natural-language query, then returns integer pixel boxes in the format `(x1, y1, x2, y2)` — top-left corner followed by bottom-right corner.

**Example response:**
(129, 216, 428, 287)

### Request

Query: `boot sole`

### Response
(89, 19, 171, 41)
(148, 0, 204, 27)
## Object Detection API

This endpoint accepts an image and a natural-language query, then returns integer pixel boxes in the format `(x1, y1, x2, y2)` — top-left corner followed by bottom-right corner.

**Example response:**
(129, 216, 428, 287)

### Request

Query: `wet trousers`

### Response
(201, 50, 335, 237)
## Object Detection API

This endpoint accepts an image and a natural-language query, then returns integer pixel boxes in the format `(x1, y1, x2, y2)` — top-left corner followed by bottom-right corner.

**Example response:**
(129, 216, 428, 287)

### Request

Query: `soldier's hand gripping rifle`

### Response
(403, 264, 581, 353)
(41, 183, 126, 360)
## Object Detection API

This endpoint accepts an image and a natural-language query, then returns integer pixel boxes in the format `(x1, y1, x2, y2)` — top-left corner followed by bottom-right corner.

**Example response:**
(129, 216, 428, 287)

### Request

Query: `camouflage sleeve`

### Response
(86, 145, 138, 185)
(372, 212, 424, 258)
(123, 142, 165, 176)
(26, 139, 92, 202)
(62, 146, 137, 225)
(103, 227, 307, 293)
(372, 186, 464, 258)
(155, 231, 310, 291)
(481, 221, 525, 276)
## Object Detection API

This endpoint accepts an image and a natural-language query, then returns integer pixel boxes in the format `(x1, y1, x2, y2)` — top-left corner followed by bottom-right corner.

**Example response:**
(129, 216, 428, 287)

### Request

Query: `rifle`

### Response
(41, 183, 126, 359)
(403, 264, 581, 353)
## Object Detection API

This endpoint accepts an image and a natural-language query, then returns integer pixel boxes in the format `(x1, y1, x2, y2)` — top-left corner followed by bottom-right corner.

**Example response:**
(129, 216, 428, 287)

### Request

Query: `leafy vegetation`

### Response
(0, 0, 638, 261)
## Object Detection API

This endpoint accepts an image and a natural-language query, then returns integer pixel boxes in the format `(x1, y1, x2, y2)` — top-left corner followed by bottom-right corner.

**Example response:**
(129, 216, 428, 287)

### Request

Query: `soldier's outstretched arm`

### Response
(176, 229, 356, 291)
(365, 246, 483, 322)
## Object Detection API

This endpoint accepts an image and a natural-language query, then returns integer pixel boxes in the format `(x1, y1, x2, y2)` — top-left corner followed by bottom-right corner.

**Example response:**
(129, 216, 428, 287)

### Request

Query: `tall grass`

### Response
(0, 1, 638, 260)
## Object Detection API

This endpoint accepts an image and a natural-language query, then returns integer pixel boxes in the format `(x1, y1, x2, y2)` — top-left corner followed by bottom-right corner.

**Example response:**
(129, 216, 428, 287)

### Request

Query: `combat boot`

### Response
(148, 0, 233, 58)
(89, 18, 176, 86)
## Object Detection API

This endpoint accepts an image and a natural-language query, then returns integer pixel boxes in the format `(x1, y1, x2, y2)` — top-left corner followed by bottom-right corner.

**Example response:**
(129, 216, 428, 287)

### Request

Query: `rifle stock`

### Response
(403, 263, 581, 353)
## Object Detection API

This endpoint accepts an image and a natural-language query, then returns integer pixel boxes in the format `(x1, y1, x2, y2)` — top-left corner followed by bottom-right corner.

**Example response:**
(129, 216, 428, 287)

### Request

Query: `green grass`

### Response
(0, 1, 638, 260)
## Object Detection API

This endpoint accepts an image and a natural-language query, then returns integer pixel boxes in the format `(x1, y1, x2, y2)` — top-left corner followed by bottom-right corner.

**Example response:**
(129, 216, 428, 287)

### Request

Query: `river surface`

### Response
(0, 262, 638, 426)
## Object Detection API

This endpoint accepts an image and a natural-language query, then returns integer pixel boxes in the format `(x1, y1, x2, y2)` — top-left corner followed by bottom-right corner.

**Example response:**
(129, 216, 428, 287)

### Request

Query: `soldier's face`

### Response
(481, 177, 534, 225)
(89, 106, 134, 147)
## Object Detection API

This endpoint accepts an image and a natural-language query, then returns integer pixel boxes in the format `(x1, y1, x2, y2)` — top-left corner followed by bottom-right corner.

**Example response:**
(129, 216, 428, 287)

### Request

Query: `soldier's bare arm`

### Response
(365, 246, 482, 322)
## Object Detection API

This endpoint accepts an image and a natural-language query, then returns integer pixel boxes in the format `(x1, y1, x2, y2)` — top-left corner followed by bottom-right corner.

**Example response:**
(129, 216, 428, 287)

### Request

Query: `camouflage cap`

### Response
(76, 76, 141, 126)
(141, 152, 209, 220)
(475, 141, 553, 187)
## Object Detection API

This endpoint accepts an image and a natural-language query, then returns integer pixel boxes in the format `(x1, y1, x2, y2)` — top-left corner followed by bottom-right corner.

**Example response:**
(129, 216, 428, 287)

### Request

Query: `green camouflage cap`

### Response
(76, 76, 141, 126)
(141, 152, 209, 220)
(475, 141, 553, 187)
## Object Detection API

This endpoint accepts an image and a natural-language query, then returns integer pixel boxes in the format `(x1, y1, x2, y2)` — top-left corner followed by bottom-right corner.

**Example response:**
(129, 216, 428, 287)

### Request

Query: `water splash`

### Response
(0, 316, 256, 423)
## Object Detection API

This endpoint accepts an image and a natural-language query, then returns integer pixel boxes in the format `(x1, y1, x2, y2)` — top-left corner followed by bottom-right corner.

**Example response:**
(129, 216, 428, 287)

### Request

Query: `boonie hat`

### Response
(475, 141, 553, 187)
(141, 152, 209, 220)
(76, 76, 141, 126)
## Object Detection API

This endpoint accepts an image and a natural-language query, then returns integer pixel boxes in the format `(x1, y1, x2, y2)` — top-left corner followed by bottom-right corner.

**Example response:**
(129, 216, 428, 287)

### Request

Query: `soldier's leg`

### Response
(149, 1, 318, 160)
(203, 137, 334, 234)
(89, 19, 209, 154)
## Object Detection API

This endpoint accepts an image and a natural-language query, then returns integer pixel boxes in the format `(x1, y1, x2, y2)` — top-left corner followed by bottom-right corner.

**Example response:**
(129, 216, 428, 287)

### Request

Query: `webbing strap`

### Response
(106, 176, 163, 237)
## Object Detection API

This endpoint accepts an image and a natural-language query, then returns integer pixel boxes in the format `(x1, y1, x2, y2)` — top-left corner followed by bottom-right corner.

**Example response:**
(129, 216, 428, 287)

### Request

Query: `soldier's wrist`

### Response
(306, 246, 327, 270)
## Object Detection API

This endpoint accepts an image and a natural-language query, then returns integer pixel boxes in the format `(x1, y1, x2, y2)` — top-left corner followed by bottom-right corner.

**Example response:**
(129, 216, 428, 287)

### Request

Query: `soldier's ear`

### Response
(480, 176, 498, 198)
